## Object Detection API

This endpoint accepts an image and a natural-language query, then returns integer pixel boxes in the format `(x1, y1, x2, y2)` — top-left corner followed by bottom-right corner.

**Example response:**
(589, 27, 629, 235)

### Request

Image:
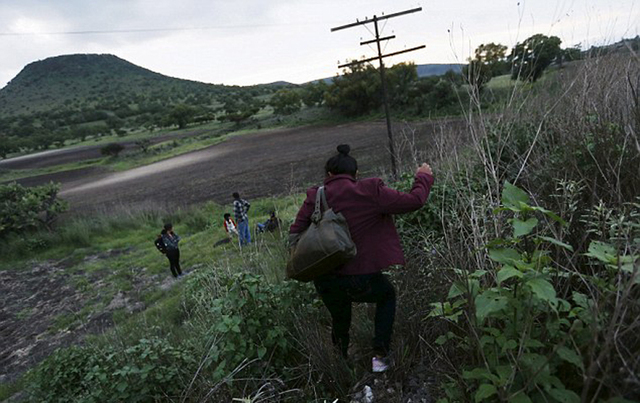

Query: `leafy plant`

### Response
(430, 182, 639, 402)
(0, 181, 68, 236)
(184, 271, 316, 383)
(28, 338, 197, 402)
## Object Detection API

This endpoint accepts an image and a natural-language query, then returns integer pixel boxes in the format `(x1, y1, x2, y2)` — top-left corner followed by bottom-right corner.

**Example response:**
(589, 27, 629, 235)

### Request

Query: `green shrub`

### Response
(184, 271, 317, 385)
(100, 143, 125, 157)
(28, 338, 197, 402)
(0, 182, 68, 237)
(430, 183, 639, 402)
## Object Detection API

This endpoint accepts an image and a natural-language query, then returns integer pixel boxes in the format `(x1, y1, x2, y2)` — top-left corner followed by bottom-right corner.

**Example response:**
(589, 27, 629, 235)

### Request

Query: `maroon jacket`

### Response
(289, 172, 434, 276)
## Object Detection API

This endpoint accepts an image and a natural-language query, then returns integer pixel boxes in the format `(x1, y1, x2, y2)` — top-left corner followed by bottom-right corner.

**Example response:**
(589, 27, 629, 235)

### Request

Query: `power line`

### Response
(0, 21, 339, 37)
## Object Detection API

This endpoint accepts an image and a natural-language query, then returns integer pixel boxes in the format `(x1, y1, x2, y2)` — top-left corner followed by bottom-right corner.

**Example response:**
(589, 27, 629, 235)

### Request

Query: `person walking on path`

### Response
(233, 192, 251, 246)
(161, 223, 183, 278)
(289, 144, 434, 373)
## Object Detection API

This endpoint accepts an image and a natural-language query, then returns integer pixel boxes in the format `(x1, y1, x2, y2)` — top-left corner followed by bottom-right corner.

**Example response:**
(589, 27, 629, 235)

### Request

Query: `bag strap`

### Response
(311, 186, 330, 223)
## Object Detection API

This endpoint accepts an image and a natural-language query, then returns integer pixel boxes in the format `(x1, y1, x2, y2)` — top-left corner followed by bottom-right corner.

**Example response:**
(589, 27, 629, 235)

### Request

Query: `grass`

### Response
(0, 192, 309, 400)
(0, 158, 103, 183)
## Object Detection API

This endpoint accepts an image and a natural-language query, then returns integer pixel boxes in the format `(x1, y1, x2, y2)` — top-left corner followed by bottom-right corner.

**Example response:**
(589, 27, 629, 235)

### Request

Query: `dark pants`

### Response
(166, 249, 182, 277)
(314, 272, 396, 358)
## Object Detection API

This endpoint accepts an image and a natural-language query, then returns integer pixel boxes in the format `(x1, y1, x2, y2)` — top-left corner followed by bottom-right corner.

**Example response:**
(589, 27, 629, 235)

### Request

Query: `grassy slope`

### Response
(0, 193, 306, 398)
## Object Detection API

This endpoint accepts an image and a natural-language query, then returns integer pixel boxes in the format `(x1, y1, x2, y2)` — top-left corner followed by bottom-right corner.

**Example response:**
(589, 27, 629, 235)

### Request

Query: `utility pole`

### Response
(332, 7, 425, 179)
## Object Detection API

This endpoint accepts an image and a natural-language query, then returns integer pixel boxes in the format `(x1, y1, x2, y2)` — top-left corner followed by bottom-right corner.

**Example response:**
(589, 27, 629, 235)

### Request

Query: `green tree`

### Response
(100, 143, 125, 157)
(0, 135, 17, 159)
(463, 42, 509, 91)
(509, 34, 562, 82)
(0, 182, 68, 235)
(325, 64, 381, 117)
(300, 81, 328, 107)
(407, 76, 458, 115)
(218, 95, 262, 125)
(386, 62, 419, 108)
(167, 104, 196, 129)
(269, 89, 302, 115)
(106, 116, 124, 134)
(562, 45, 582, 62)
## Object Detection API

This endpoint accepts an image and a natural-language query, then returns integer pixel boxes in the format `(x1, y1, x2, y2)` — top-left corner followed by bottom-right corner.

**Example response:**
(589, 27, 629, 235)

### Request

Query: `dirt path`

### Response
(0, 129, 208, 170)
(12, 120, 457, 214)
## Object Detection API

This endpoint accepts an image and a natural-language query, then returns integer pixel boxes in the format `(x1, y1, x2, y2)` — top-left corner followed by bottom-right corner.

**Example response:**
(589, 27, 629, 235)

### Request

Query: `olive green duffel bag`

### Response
(286, 186, 356, 282)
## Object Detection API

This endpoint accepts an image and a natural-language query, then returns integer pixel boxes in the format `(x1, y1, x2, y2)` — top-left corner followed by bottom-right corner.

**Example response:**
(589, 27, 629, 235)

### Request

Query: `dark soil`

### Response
(0, 249, 179, 385)
(3, 120, 462, 215)
(0, 129, 209, 170)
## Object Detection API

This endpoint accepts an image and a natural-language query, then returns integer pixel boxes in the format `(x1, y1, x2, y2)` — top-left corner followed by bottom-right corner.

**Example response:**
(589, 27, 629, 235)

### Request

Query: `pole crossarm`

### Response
(360, 35, 395, 46)
(338, 45, 426, 69)
(330, 7, 422, 32)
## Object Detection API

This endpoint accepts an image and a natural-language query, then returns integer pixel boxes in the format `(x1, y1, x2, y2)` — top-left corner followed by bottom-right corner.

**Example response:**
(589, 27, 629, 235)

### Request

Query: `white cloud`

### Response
(0, 0, 637, 88)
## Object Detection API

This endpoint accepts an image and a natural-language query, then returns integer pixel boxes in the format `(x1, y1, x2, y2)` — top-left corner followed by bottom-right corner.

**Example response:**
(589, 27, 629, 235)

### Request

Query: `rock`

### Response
(363, 385, 373, 403)
(127, 302, 146, 313)
(106, 291, 129, 311)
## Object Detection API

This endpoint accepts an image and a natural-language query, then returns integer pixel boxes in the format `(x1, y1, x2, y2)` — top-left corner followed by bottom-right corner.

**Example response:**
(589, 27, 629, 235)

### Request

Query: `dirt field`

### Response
(3, 120, 458, 215)
(0, 130, 207, 170)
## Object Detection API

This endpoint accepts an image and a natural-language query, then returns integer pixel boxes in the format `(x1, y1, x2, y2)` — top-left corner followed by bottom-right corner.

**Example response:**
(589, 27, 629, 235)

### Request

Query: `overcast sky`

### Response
(0, 0, 637, 88)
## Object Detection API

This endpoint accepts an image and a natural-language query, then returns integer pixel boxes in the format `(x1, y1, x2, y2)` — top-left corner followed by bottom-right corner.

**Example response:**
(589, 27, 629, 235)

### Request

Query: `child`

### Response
(223, 213, 238, 237)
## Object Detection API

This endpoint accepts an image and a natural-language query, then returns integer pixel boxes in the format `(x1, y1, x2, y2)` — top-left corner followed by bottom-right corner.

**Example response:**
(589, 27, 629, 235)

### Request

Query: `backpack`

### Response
(286, 186, 357, 282)
(154, 235, 167, 254)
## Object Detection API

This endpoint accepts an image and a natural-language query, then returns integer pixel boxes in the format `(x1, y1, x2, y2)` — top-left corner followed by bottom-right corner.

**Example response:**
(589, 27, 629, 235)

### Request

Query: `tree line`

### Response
(0, 33, 594, 159)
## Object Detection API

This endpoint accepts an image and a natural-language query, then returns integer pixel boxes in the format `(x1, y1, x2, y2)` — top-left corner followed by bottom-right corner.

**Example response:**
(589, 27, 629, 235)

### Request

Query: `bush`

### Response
(0, 182, 68, 237)
(100, 143, 125, 157)
(429, 183, 640, 402)
(183, 271, 317, 385)
(28, 338, 198, 402)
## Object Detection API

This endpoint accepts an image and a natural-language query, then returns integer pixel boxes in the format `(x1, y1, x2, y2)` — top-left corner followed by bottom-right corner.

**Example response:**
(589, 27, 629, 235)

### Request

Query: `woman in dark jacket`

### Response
(161, 223, 182, 278)
(289, 144, 434, 372)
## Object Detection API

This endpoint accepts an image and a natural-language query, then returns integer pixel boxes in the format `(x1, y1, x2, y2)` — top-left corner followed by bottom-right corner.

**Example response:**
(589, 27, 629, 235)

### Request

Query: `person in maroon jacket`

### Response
(289, 144, 434, 372)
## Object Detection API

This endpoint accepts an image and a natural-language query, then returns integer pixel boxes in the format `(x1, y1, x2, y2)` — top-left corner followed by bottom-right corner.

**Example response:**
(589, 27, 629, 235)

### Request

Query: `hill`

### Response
(310, 63, 465, 84)
(416, 63, 463, 77)
(0, 54, 240, 118)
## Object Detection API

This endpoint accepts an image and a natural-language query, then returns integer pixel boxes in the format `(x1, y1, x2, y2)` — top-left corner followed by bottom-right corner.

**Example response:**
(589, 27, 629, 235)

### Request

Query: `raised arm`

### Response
(378, 163, 434, 215)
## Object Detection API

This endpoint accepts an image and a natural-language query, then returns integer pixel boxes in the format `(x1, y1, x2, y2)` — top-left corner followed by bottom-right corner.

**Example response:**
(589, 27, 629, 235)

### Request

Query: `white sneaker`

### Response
(372, 356, 389, 373)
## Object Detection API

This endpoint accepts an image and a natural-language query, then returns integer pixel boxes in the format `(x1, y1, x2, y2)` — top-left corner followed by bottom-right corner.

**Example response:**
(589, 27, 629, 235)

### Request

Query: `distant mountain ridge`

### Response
(416, 63, 464, 77)
(0, 54, 464, 118)
(0, 54, 232, 117)
(309, 63, 465, 84)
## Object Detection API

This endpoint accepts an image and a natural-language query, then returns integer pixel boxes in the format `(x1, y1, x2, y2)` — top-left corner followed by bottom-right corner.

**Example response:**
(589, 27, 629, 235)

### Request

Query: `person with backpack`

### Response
(158, 223, 182, 278)
(289, 144, 434, 373)
(232, 192, 251, 246)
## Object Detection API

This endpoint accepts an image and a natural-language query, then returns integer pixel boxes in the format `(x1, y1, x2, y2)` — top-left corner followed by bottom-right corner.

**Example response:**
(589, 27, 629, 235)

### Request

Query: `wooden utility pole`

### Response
(332, 8, 425, 179)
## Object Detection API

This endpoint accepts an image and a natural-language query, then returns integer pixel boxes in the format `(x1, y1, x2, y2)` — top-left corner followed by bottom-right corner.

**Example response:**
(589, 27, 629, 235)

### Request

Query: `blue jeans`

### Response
(238, 219, 251, 245)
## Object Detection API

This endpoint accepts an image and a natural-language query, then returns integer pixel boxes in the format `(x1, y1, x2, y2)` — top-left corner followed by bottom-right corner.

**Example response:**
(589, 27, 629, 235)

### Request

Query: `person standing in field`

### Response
(289, 144, 434, 373)
(161, 223, 182, 278)
(233, 192, 251, 246)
